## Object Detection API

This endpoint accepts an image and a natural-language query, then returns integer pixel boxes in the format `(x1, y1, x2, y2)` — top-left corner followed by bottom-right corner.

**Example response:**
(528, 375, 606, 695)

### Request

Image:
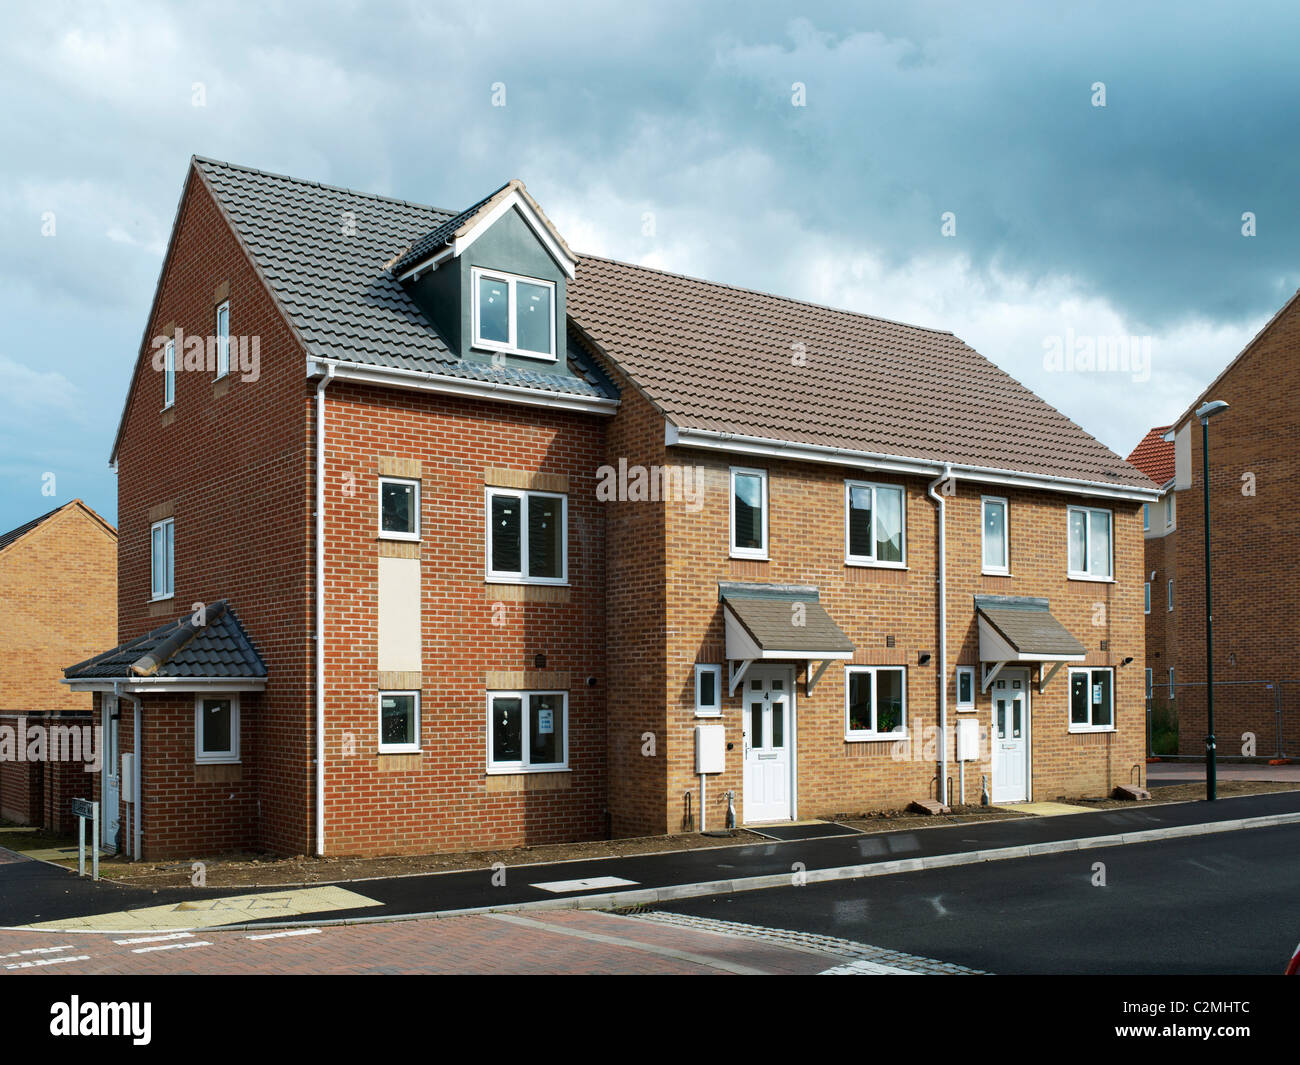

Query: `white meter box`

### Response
(694, 724, 726, 774)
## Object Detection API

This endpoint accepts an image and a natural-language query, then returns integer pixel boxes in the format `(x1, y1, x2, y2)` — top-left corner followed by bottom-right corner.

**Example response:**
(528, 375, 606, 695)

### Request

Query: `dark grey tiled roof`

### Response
(193, 159, 613, 400)
(389, 181, 510, 275)
(975, 596, 1086, 657)
(720, 583, 855, 655)
(0, 504, 63, 553)
(64, 600, 267, 680)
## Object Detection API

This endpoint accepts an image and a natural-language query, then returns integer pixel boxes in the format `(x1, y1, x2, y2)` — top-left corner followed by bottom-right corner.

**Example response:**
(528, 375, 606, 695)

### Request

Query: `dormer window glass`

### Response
(471, 267, 556, 361)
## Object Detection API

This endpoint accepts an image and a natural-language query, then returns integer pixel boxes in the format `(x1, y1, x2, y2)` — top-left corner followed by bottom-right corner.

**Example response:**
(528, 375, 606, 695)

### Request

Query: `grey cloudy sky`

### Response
(2, 0, 1296, 530)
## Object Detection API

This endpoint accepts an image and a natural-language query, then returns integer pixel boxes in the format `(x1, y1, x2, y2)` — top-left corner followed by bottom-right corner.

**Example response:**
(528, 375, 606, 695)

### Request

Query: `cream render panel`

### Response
(378, 555, 421, 673)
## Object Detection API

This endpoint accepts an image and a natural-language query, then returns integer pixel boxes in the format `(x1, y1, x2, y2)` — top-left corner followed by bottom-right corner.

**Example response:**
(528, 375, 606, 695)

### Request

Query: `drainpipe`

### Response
(113, 681, 143, 861)
(927, 465, 953, 807)
(314, 362, 335, 857)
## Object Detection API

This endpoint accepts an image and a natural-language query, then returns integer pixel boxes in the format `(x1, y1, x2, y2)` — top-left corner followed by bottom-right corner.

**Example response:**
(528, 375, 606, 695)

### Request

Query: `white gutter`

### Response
(65, 678, 266, 693)
(927, 466, 953, 807)
(666, 423, 1160, 502)
(315, 363, 335, 857)
(315, 359, 618, 417)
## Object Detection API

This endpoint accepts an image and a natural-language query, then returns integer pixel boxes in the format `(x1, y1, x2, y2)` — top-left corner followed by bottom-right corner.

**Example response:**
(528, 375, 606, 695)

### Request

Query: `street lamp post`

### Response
(1196, 400, 1229, 801)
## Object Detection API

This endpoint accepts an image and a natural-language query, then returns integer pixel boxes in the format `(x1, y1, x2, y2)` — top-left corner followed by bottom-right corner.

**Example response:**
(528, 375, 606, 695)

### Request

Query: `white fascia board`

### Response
(396, 246, 454, 283)
(666, 422, 1160, 502)
(309, 359, 618, 416)
(63, 677, 268, 693)
(452, 189, 577, 279)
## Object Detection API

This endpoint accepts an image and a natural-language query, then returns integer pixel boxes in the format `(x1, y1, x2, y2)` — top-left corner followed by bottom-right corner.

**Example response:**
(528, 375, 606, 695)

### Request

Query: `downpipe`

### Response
(927, 465, 953, 807)
(315, 362, 335, 856)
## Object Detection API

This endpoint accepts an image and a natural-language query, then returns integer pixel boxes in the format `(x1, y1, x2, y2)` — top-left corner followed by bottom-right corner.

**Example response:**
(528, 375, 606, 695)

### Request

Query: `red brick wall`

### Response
(318, 381, 609, 854)
(113, 168, 313, 858)
(1169, 297, 1300, 757)
(0, 505, 116, 712)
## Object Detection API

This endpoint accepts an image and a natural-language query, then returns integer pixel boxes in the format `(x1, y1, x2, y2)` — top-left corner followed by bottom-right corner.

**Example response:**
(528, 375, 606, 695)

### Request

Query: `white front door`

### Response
(101, 696, 121, 851)
(990, 671, 1030, 803)
(742, 666, 794, 822)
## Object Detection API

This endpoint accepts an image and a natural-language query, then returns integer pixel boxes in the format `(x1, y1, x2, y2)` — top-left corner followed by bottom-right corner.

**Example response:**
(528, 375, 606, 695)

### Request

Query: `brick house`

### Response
(65, 157, 1157, 860)
(0, 499, 116, 831)
(1126, 290, 1300, 760)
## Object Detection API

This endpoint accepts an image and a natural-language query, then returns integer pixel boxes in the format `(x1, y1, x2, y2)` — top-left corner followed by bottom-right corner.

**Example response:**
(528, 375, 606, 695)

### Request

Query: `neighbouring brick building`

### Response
(1127, 290, 1300, 761)
(65, 158, 1157, 860)
(0, 500, 116, 831)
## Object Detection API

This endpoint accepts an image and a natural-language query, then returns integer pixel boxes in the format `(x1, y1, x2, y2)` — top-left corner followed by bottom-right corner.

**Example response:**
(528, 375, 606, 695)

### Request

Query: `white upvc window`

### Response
(486, 487, 567, 584)
(844, 666, 907, 740)
(1069, 667, 1115, 733)
(730, 467, 768, 560)
(694, 664, 722, 717)
(470, 267, 557, 360)
(844, 480, 906, 567)
(378, 476, 421, 541)
(487, 690, 568, 772)
(1165, 493, 1176, 529)
(215, 300, 230, 379)
(1144, 582, 1151, 614)
(163, 338, 176, 409)
(1145, 668, 1153, 699)
(1168, 579, 1174, 611)
(195, 694, 240, 764)
(981, 496, 1009, 574)
(955, 666, 975, 710)
(1142, 503, 1150, 531)
(150, 517, 174, 601)
(378, 690, 420, 753)
(1067, 505, 1113, 580)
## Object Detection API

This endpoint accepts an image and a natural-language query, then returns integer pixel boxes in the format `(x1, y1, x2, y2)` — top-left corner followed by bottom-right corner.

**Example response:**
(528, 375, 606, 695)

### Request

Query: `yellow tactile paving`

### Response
(19, 886, 381, 932)
(1005, 801, 1095, 817)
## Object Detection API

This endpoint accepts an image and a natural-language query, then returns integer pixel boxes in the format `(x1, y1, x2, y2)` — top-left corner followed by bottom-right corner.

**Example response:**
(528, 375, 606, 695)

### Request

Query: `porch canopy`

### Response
(720, 582, 855, 695)
(63, 599, 267, 693)
(976, 595, 1085, 692)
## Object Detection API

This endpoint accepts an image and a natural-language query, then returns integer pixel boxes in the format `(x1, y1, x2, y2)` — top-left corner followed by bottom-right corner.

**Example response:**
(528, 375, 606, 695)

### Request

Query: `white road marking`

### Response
(1, 944, 75, 958)
(246, 928, 322, 940)
(529, 876, 639, 893)
(132, 940, 212, 954)
(6, 955, 91, 969)
(114, 932, 194, 945)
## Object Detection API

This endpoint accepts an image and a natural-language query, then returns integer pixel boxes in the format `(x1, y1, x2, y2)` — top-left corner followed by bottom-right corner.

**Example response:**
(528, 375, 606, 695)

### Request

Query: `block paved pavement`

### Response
(0, 908, 973, 975)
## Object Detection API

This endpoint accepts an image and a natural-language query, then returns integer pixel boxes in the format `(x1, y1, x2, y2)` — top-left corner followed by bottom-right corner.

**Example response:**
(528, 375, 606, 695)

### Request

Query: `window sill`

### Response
(378, 746, 421, 756)
(730, 552, 769, 562)
(694, 710, 722, 719)
(485, 766, 571, 776)
(845, 731, 907, 743)
(955, 705, 977, 713)
(150, 594, 174, 604)
(1067, 574, 1115, 584)
(195, 757, 241, 766)
(484, 576, 569, 587)
(845, 559, 907, 570)
(378, 532, 421, 543)
(1068, 726, 1116, 735)
(982, 569, 1012, 578)
(471, 342, 557, 363)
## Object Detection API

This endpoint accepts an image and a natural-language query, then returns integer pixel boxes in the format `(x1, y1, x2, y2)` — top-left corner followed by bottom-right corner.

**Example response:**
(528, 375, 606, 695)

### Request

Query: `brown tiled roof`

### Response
(1124, 425, 1175, 486)
(567, 255, 1153, 490)
(975, 597, 1086, 657)
(720, 583, 855, 655)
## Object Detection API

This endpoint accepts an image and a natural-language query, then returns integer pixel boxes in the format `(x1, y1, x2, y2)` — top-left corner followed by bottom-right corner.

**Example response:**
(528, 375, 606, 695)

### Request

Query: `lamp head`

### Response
(1196, 399, 1229, 425)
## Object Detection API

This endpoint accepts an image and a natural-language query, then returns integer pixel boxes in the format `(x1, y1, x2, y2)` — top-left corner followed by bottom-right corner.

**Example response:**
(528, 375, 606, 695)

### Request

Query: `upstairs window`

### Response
(1067, 505, 1112, 580)
(981, 496, 1009, 573)
(845, 481, 905, 566)
(163, 338, 175, 409)
(150, 517, 174, 600)
(471, 267, 556, 360)
(486, 487, 566, 584)
(379, 477, 420, 541)
(730, 468, 768, 559)
(1142, 503, 1149, 531)
(1165, 493, 1176, 528)
(215, 300, 230, 379)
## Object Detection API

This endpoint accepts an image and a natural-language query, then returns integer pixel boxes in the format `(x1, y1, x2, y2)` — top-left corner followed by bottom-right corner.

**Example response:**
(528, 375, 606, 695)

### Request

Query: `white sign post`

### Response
(72, 798, 99, 881)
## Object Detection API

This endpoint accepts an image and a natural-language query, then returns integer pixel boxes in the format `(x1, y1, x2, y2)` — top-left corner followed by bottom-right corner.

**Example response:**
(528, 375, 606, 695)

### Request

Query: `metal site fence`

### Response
(1146, 680, 1300, 760)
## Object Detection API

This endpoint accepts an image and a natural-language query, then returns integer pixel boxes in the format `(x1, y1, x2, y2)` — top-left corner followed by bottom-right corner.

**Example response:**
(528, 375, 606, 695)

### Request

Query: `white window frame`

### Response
(486, 690, 569, 773)
(485, 487, 568, 585)
(980, 495, 1010, 574)
(1142, 503, 1150, 531)
(1144, 582, 1151, 614)
(955, 666, 976, 711)
(378, 476, 421, 542)
(1165, 493, 1176, 529)
(215, 300, 230, 380)
(694, 664, 722, 717)
(844, 480, 907, 568)
(729, 467, 769, 561)
(1068, 666, 1116, 734)
(1145, 667, 1153, 699)
(1066, 505, 1113, 581)
(150, 517, 174, 601)
(162, 338, 175, 410)
(194, 693, 240, 764)
(844, 665, 908, 741)
(378, 689, 421, 754)
(470, 266, 557, 361)
(1167, 578, 1174, 611)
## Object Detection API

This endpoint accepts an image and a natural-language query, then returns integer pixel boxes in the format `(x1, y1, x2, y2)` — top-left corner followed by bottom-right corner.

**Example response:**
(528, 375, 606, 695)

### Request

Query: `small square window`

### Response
(195, 694, 239, 764)
(845, 481, 905, 567)
(1067, 506, 1112, 580)
(1069, 668, 1115, 733)
(845, 666, 907, 739)
(379, 691, 420, 753)
(379, 477, 420, 541)
(471, 268, 556, 360)
(486, 487, 567, 584)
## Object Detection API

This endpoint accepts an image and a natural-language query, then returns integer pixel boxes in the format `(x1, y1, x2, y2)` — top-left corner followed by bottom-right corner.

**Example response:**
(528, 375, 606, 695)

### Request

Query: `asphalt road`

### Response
(652, 821, 1300, 975)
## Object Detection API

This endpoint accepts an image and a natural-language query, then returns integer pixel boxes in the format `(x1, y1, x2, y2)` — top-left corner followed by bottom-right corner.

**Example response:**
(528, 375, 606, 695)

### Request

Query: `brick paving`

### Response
(0, 908, 963, 975)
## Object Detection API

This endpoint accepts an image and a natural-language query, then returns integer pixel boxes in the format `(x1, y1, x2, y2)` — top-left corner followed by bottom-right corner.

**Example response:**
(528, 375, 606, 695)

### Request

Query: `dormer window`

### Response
(471, 267, 556, 361)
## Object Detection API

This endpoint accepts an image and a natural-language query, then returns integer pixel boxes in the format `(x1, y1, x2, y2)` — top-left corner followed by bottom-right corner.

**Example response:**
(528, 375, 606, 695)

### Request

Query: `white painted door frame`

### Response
(741, 663, 798, 822)
(989, 667, 1032, 804)
(101, 695, 121, 852)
